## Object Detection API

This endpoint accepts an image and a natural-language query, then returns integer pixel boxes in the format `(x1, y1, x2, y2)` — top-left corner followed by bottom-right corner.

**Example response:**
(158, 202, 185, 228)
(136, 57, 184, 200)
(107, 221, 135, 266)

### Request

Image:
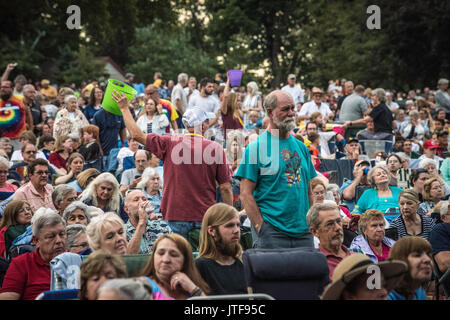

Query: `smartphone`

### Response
(135, 174, 142, 179)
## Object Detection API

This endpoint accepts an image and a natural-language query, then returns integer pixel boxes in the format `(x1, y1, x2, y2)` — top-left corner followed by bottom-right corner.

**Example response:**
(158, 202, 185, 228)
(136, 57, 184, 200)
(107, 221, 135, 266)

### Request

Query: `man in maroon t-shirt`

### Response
(0, 212, 67, 300)
(113, 90, 233, 239)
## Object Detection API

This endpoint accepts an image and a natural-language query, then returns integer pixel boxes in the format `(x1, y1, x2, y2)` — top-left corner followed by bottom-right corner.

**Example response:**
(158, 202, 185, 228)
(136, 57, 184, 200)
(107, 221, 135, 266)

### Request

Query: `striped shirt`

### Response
(389, 215, 436, 241)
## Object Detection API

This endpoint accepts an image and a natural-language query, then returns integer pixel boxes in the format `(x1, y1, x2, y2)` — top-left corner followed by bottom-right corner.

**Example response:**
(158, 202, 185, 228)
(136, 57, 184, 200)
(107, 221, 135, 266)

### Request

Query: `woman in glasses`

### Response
(419, 177, 446, 217)
(0, 200, 33, 259)
(79, 173, 128, 223)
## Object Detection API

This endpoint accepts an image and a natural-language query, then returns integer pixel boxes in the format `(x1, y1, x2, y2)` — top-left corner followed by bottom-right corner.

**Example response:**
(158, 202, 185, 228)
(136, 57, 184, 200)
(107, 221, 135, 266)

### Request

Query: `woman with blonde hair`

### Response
(221, 79, 244, 140)
(67, 168, 100, 193)
(138, 234, 209, 299)
(196, 203, 246, 295)
(79, 172, 127, 222)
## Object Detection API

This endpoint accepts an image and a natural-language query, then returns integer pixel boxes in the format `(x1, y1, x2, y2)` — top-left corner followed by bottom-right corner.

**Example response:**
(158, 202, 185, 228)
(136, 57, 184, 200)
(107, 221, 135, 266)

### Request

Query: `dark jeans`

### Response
(251, 221, 314, 249)
(168, 221, 202, 239)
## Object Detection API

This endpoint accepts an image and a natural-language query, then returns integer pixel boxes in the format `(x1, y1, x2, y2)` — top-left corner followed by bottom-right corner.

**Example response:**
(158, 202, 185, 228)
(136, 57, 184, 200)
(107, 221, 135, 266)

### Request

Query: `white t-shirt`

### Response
(116, 148, 135, 173)
(281, 84, 304, 105)
(11, 150, 47, 163)
(188, 94, 220, 114)
(171, 83, 188, 113)
(298, 101, 332, 119)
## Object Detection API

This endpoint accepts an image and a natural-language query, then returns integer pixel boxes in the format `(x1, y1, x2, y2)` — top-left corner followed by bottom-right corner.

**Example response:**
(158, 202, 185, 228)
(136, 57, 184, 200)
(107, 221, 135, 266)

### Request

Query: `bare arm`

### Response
(219, 181, 233, 206)
(1, 63, 15, 82)
(126, 203, 149, 254)
(112, 90, 147, 146)
(342, 167, 364, 200)
(240, 178, 264, 232)
(54, 171, 75, 185)
(0, 292, 20, 300)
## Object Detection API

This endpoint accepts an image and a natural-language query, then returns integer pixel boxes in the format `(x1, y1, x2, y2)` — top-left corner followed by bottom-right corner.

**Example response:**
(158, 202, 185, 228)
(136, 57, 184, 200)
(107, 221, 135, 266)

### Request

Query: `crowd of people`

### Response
(0, 61, 449, 300)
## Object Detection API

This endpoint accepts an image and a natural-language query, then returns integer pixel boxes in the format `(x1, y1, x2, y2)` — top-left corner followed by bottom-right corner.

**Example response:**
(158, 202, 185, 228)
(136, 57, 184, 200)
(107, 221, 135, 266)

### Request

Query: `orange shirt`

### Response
(40, 86, 58, 100)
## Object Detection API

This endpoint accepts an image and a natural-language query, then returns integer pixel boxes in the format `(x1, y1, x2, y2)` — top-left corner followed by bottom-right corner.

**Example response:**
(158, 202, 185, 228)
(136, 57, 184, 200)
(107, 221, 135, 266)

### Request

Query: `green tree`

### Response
(126, 24, 219, 84)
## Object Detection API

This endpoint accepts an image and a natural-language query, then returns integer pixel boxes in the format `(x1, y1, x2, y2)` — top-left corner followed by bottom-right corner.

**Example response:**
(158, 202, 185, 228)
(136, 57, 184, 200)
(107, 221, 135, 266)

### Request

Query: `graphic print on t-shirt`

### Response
(281, 148, 302, 187)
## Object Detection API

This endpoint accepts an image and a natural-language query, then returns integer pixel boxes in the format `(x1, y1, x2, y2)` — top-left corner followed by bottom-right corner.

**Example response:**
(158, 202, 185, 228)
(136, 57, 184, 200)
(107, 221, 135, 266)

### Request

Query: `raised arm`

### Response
(1, 63, 15, 82)
(220, 78, 231, 115)
(112, 90, 147, 146)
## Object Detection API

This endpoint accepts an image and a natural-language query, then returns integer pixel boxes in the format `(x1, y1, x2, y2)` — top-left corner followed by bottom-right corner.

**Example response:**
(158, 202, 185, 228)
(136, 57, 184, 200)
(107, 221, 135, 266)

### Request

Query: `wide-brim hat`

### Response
(182, 106, 216, 128)
(311, 87, 324, 95)
(322, 253, 408, 300)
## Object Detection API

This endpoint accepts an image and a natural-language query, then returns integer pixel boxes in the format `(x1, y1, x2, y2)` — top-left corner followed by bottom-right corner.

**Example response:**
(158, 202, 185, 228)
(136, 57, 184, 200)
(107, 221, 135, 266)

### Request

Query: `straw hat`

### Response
(321, 253, 407, 300)
(311, 87, 324, 95)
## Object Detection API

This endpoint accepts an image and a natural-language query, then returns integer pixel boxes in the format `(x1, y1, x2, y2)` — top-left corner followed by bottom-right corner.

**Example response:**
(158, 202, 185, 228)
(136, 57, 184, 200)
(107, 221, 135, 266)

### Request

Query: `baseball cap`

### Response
(423, 139, 439, 149)
(288, 74, 296, 79)
(182, 107, 216, 128)
(347, 137, 359, 144)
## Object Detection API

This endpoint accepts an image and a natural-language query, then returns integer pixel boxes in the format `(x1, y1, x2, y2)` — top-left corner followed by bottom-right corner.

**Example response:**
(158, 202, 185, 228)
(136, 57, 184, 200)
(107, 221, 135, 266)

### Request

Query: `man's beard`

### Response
(273, 113, 296, 133)
(1, 93, 12, 101)
(215, 233, 240, 257)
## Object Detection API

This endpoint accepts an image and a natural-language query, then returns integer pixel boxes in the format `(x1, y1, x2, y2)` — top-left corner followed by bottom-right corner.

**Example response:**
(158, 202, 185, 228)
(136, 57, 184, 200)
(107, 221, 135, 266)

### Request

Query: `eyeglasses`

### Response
(35, 170, 50, 176)
(25, 150, 37, 154)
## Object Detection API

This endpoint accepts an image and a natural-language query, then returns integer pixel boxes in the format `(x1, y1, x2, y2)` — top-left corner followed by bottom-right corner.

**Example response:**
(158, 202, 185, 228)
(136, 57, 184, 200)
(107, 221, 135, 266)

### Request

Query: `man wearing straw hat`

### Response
(297, 87, 333, 122)
(112, 90, 233, 240)
(321, 253, 407, 300)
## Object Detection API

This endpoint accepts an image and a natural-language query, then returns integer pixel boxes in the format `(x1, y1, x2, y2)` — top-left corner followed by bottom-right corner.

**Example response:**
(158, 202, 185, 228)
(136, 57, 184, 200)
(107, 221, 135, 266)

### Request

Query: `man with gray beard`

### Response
(307, 203, 353, 281)
(237, 90, 317, 249)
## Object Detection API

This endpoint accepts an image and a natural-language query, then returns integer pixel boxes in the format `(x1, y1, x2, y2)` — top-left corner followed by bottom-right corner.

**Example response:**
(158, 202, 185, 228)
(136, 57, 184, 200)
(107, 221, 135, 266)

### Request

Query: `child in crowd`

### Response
(79, 125, 101, 163)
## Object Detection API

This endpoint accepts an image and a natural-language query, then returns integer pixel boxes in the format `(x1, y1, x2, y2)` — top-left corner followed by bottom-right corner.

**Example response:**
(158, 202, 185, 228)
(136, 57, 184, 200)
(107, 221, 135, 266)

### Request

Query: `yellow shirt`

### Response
(40, 86, 58, 100)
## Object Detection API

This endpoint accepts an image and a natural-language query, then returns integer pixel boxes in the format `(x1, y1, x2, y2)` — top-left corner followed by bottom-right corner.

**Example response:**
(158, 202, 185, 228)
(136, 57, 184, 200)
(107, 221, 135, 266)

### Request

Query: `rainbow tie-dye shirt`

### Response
(0, 96, 26, 139)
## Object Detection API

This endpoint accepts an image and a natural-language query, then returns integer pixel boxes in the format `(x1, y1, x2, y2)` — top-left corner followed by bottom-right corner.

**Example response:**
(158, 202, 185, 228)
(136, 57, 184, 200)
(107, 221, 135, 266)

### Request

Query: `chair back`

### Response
(243, 247, 329, 300)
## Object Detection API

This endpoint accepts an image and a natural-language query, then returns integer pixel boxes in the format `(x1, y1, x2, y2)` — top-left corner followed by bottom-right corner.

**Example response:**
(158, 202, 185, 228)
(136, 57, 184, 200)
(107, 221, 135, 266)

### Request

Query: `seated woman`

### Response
(0, 200, 33, 258)
(390, 190, 436, 241)
(79, 250, 128, 300)
(420, 177, 445, 216)
(86, 212, 144, 255)
(48, 135, 73, 175)
(138, 234, 209, 300)
(388, 236, 433, 300)
(350, 209, 396, 263)
(67, 168, 100, 193)
(54, 153, 85, 186)
(79, 172, 127, 222)
(418, 158, 450, 197)
(0, 157, 18, 193)
(410, 168, 431, 203)
(63, 201, 92, 226)
(66, 224, 91, 255)
(137, 167, 162, 216)
(353, 165, 403, 223)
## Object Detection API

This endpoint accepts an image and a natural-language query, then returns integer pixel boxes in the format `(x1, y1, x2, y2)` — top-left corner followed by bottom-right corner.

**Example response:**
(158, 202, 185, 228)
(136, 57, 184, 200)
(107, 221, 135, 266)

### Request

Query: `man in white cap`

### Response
(112, 90, 233, 240)
(281, 74, 304, 114)
(237, 89, 317, 249)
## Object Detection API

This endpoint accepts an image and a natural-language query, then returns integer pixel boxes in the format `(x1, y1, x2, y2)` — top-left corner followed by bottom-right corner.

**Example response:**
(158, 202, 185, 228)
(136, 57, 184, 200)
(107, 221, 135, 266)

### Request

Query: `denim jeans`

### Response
(251, 221, 314, 249)
(168, 221, 202, 239)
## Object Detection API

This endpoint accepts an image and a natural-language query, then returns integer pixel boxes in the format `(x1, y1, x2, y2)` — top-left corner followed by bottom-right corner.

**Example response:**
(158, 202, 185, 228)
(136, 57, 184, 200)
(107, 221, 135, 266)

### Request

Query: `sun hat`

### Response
(321, 253, 407, 300)
(182, 106, 216, 128)
(311, 87, 324, 95)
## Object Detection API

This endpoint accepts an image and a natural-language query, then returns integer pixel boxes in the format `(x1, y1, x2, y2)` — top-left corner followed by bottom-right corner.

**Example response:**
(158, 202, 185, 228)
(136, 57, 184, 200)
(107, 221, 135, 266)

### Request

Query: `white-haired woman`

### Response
(137, 167, 162, 215)
(343, 88, 394, 141)
(419, 158, 450, 197)
(63, 201, 92, 226)
(353, 165, 403, 223)
(79, 172, 127, 223)
(53, 94, 89, 140)
(241, 81, 262, 126)
(86, 212, 140, 255)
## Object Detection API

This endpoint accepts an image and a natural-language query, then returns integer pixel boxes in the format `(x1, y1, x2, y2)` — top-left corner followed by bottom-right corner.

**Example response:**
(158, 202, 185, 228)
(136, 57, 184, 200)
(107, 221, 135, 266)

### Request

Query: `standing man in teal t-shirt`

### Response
(237, 90, 317, 249)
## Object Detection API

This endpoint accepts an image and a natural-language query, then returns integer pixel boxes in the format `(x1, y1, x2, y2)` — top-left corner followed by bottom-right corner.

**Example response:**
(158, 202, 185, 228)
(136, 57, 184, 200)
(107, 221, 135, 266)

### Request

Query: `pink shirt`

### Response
(370, 242, 390, 262)
(0, 184, 18, 193)
(145, 133, 232, 222)
(319, 244, 352, 281)
(13, 182, 55, 213)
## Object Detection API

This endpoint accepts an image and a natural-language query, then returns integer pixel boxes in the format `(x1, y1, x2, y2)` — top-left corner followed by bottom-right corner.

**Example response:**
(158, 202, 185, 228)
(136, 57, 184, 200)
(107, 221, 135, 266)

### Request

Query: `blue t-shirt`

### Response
(353, 186, 403, 223)
(92, 108, 125, 156)
(236, 131, 317, 237)
(388, 287, 427, 300)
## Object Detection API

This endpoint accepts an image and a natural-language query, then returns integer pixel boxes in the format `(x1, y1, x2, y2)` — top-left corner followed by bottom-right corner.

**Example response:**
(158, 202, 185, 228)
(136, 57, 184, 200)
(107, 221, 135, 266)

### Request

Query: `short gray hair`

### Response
(438, 78, 449, 87)
(63, 201, 91, 224)
(327, 184, 340, 195)
(0, 156, 10, 169)
(136, 167, 157, 190)
(372, 88, 386, 103)
(52, 184, 77, 208)
(64, 94, 78, 104)
(440, 201, 449, 218)
(418, 158, 436, 169)
(178, 73, 188, 83)
(306, 203, 340, 230)
(32, 211, 65, 237)
(66, 224, 87, 250)
(98, 278, 152, 300)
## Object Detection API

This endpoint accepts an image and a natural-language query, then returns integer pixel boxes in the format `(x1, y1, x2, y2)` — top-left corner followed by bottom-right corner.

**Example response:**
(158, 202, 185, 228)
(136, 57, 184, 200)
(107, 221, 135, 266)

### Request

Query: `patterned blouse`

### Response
(53, 108, 89, 140)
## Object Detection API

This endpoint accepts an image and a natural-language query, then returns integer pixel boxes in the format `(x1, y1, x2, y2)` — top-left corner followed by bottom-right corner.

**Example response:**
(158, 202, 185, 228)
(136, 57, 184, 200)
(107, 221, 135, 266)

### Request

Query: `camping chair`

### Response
(243, 247, 329, 300)
(35, 289, 79, 300)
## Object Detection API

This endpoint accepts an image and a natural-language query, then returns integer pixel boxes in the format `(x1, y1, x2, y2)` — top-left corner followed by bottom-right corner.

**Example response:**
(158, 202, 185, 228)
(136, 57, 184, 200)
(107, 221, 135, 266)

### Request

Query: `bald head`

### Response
(124, 190, 148, 221)
(264, 90, 294, 112)
(145, 84, 159, 100)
